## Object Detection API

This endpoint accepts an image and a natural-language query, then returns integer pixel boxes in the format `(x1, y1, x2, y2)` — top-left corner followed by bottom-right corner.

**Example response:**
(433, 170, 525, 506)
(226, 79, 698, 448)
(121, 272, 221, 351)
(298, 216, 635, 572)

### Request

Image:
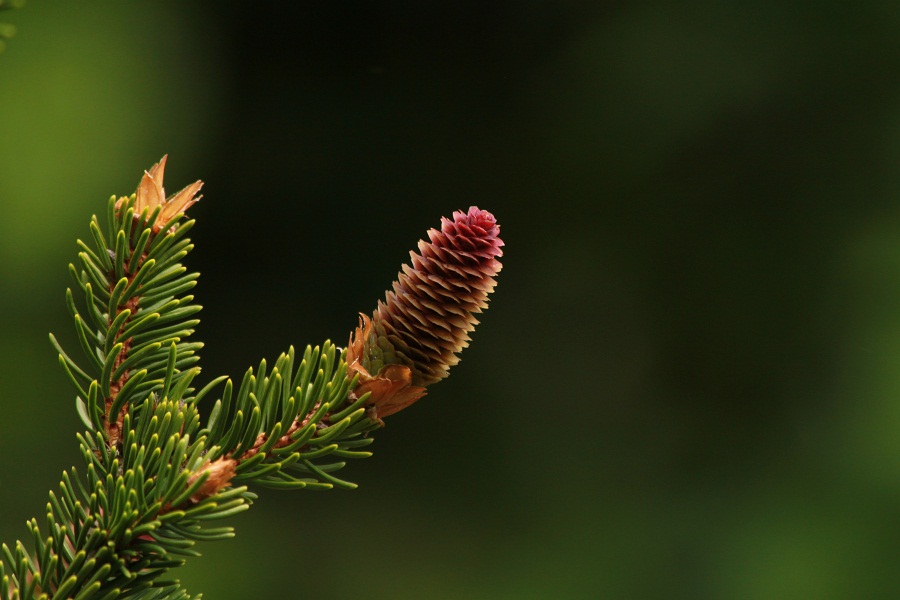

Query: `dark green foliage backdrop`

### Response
(3, 2, 900, 598)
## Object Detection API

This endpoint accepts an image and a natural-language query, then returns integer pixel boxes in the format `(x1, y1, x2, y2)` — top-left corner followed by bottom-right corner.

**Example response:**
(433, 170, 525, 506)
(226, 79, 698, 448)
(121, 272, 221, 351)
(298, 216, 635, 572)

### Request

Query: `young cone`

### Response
(348, 206, 503, 419)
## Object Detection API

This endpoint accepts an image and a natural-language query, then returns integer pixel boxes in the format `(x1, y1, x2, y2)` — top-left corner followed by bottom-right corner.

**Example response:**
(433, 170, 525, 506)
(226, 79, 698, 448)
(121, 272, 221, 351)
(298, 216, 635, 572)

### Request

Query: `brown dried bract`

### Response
(118, 155, 203, 232)
(347, 314, 427, 419)
(188, 457, 237, 504)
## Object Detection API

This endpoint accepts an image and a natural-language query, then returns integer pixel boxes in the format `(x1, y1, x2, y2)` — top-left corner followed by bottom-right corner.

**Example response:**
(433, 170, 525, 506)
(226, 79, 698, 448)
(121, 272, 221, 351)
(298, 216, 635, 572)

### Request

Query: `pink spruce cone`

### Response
(347, 206, 504, 419)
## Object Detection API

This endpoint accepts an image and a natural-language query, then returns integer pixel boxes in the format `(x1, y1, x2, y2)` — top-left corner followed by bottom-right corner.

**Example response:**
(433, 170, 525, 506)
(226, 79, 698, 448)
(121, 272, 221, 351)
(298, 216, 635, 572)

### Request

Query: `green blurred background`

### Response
(3, 2, 900, 598)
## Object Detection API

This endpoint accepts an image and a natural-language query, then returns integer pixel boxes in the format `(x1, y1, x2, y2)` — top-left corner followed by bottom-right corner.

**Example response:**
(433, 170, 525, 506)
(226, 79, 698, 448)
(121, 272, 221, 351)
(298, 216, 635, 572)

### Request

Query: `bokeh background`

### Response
(3, 2, 900, 598)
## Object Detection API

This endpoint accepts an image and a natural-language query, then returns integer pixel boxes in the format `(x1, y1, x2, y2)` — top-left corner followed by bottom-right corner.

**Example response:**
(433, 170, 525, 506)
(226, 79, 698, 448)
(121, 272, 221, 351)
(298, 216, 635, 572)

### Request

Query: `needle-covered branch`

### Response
(0, 157, 503, 599)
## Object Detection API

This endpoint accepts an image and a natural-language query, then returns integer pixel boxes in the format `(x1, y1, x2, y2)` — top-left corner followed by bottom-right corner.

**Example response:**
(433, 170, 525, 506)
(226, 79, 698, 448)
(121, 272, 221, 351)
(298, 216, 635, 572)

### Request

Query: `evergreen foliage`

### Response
(0, 159, 502, 598)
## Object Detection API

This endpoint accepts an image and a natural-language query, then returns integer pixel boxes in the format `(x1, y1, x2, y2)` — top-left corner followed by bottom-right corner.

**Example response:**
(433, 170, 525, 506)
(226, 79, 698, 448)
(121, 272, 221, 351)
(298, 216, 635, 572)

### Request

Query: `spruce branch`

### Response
(0, 157, 504, 598)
